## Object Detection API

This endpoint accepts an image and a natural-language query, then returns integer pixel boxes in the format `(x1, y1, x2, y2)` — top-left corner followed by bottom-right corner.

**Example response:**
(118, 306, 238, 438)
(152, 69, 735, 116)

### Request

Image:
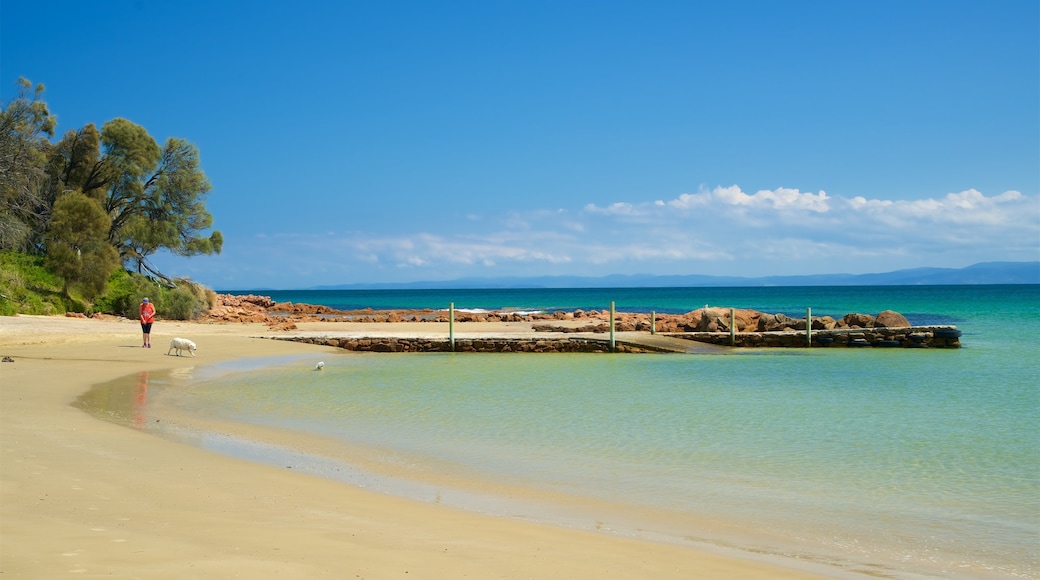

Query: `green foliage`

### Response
(45, 192, 121, 299)
(0, 78, 56, 253)
(89, 269, 211, 321)
(116, 136, 222, 275)
(101, 118, 162, 182)
(2, 251, 215, 320)
(92, 268, 159, 318)
(162, 288, 202, 320)
(0, 250, 85, 315)
(2, 79, 224, 306)
(48, 123, 105, 201)
(159, 278, 214, 320)
(174, 277, 218, 310)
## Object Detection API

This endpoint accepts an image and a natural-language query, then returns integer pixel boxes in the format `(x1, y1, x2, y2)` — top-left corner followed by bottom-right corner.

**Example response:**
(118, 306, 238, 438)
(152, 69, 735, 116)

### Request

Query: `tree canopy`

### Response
(1, 78, 221, 290)
(0, 79, 55, 252)
(44, 191, 120, 299)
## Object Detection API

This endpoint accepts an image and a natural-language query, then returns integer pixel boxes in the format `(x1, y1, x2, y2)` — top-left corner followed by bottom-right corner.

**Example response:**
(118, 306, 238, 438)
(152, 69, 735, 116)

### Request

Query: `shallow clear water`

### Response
(97, 285, 1040, 578)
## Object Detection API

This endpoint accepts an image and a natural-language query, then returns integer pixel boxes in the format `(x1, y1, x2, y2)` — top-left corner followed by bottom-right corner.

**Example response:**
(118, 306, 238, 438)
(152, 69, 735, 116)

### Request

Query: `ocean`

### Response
(83, 285, 1039, 579)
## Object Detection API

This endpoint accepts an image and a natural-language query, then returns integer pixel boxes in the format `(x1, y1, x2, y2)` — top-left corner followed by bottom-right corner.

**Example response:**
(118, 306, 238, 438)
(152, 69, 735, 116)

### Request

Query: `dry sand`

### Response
(1, 315, 824, 579)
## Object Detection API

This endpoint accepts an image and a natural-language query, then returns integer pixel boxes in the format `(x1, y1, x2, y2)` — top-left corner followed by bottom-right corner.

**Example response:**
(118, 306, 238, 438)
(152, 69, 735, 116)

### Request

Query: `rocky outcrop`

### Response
(222, 294, 274, 308)
(269, 302, 341, 315)
(203, 297, 272, 323)
(199, 294, 296, 329)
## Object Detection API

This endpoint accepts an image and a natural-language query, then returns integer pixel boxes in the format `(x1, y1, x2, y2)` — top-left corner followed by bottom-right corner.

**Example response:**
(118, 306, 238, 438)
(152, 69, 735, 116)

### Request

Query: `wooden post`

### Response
(730, 308, 736, 346)
(449, 302, 455, 352)
(609, 301, 616, 352)
(806, 307, 812, 348)
(651, 311, 656, 335)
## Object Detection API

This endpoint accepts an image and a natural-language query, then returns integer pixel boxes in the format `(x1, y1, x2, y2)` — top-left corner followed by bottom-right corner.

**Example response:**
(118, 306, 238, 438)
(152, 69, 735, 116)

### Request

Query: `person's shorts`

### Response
(141, 322, 153, 333)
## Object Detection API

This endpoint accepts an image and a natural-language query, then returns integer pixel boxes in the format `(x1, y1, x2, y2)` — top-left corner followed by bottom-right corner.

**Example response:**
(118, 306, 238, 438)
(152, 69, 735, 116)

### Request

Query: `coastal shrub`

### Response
(161, 289, 194, 320)
(91, 271, 209, 320)
(93, 270, 162, 318)
(161, 286, 208, 320)
(174, 277, 217, 311)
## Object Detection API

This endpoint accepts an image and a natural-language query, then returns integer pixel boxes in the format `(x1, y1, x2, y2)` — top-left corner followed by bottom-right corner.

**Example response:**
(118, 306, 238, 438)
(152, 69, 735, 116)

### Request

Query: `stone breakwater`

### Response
(272, 326, 960, 354)
(269, 336, 660, 353)
(206, 294, 961, 349)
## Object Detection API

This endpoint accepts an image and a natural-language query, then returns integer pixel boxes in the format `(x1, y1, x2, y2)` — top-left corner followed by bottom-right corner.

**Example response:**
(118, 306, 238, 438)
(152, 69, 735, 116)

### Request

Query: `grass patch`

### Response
(0, 251, 82, 315)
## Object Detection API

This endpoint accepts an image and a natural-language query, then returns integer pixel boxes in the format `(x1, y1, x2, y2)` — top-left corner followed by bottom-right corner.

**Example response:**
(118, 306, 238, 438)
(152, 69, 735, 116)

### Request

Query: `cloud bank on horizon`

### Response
(155, 185, 1038, 289)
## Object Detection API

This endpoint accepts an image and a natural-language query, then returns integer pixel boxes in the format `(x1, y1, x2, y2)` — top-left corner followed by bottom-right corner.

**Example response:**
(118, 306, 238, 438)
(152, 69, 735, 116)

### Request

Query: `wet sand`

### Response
(0, 315, 824, 578)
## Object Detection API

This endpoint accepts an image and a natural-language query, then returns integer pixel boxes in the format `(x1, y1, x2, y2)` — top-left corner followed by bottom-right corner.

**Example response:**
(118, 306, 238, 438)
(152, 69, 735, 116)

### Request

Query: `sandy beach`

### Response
(1, 315, 825, 579)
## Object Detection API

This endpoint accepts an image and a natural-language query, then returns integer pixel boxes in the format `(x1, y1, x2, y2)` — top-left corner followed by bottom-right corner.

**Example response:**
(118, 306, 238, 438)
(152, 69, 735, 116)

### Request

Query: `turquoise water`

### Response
(149, 286, 1038, 578)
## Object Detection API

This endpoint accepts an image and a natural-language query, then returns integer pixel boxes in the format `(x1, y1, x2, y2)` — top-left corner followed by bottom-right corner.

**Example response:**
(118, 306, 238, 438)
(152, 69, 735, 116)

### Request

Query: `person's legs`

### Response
(141, 323, 152, 347)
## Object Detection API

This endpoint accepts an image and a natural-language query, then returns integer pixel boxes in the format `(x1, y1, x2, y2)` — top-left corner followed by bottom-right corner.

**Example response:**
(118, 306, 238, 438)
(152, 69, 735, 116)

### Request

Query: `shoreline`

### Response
(107, 359, 848, 574)
(0, 314, 827, 579)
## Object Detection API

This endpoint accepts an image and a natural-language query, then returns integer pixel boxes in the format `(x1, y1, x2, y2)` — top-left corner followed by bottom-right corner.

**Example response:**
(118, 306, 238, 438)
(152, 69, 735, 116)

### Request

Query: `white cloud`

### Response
(583, 201, 642, 216)
(153, 186, 1039, 287)
(847, 189, 1029, 228)
(662, 186, 831, 213)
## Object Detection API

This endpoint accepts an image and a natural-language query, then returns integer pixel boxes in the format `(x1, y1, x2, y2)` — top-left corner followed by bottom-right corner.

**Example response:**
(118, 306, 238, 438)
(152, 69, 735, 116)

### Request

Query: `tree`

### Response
(117, 136, 223, 278)
(3, 83, 222, 284)
(44, 117, 222, 281)
(46, 123, 106, 202)
(0, 78, 56, 252)
(96, 117, 161, 235)
(44, 191, 120, 299)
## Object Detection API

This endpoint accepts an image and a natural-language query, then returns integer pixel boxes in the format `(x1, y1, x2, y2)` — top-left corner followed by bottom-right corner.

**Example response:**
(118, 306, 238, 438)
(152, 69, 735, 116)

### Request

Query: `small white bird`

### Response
(314, 361, 325, 371)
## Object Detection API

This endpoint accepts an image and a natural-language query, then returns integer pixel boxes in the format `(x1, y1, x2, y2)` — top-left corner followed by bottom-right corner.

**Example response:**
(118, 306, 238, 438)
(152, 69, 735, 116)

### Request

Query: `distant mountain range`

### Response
(312, 261, 1040, 290)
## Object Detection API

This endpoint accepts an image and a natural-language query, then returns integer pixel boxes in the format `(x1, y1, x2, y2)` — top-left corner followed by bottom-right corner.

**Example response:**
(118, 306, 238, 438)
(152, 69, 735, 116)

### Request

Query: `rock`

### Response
(811, 316, 837, 330)
(842, 313, 876, 328)
(758, 313, 791, 332)
(875, 310, 910, 328)
(219, 294, 274, 308)
(733, 309, 762, 332)
(266, 320, 298, 331)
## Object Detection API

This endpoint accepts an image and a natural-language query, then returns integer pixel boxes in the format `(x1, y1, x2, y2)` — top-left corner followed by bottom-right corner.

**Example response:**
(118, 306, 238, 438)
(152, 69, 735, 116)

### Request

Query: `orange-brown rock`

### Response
(266, 319, 298, 331)
(875, 310, 911, 327)
(839, 313, 876, 328)
(218, 294, 275, 309)
(269, 302, 339, 315)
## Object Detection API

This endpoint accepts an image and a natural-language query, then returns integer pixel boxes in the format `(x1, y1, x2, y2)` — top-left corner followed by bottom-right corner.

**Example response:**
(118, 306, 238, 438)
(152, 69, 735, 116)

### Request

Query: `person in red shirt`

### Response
(140, 297, 156, 348)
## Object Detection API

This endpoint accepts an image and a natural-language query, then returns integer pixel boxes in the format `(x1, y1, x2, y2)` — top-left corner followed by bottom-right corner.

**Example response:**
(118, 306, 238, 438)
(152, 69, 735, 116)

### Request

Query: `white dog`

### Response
(314, 361, 325, 371)
(168, 337, 197, 357)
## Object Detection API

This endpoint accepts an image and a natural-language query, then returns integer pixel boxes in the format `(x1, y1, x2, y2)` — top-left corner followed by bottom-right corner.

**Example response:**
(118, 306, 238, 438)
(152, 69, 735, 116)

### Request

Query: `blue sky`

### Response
(3, 0, 1038, 290)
